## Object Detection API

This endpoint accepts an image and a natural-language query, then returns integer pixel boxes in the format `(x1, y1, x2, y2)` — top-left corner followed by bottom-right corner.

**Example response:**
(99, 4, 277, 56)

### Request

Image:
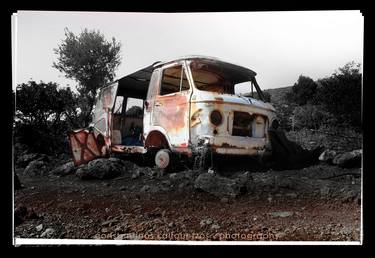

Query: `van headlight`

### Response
(210, 110, 223, 126)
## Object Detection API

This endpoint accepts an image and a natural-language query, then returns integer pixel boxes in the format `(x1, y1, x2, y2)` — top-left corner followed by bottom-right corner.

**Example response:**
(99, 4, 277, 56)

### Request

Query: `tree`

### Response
(315, 61, 361, 127)
(286, 75, 317, 105)
(15, 81, 79, 153)
(53, 28, 121, 127)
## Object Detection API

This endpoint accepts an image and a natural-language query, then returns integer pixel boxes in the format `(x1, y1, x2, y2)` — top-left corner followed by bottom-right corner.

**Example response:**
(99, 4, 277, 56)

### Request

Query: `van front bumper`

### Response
(197, 135, 271, 156)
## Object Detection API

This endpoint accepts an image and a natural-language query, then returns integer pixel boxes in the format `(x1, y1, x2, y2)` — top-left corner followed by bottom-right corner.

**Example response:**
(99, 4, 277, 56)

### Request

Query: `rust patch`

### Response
(153, 93, 189, 133)
(145, 131, 169, 149)
(68, 130, 103, 166)
(219, 142, 240, 148)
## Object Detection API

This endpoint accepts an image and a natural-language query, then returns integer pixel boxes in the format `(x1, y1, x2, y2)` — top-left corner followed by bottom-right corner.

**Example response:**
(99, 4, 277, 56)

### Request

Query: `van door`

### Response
(68, 83, 118, 166)
(151, 63, 191, 148)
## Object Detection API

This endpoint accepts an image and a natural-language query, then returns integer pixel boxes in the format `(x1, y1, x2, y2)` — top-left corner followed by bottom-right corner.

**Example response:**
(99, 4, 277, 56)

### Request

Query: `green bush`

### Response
(14, 81, 80, 154)
(291, 104, 335, 130)
(285, 75, 317, 106)
(314, 62, 361, 128)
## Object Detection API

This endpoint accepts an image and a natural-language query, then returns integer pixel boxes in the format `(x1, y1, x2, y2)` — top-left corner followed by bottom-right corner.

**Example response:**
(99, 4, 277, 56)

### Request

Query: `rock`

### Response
(270, 211, 294, 218)
(16, 153, 39, 168)
(275, 232, 287, 239)
(101, 219, 118, 226)
(211, 224, 221, 230)
(319, 150, 337, 163)
(51, 161, 76, 176)
(140, 185, 160, 194)
(36, 224, 43, 232)
(76, 158, 123, 180)
(23, 160, 48, 176)
(40, 228, 55, 238)
(333, 149, 362, 168)
(220, 197, 229, 203)
(194, 172, 249, 198)
(200, 218, 213, 228)
(131, 170, 142, 179)
(320, 186, 330, 196)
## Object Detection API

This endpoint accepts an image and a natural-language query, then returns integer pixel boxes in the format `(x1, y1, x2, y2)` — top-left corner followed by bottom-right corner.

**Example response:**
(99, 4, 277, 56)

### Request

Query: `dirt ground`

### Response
(14, 162, 361, 242)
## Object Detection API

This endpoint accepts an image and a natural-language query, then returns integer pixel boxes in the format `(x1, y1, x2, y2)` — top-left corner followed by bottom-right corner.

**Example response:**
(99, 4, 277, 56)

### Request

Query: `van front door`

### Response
(68, 83, 118, 166)
(152, 63, 191, 148)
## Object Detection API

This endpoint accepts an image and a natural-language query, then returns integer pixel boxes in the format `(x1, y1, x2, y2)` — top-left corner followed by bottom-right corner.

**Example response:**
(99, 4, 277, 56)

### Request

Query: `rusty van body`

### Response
(68, 56, 278, 170)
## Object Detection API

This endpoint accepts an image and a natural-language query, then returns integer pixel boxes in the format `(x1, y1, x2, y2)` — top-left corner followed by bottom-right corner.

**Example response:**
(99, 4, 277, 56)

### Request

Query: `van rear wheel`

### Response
(155, 149, 174, 171)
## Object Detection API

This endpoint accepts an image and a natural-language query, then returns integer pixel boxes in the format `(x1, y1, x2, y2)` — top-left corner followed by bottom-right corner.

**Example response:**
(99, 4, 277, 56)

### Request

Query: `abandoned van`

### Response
(68, 56, 278, 170)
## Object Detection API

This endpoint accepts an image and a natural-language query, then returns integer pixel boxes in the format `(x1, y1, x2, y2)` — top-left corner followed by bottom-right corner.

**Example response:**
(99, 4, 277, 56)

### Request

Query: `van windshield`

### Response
(190, 62, 235, 94)
(189, 60, 265, 101)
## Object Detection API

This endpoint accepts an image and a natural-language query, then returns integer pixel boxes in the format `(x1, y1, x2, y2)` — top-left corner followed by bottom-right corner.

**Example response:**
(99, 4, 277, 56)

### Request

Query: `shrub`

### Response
(285, 75, 317, 106)
(314, 62, 361, 128)
(14, 81, 80, 154)
(291, 104, 335, 130)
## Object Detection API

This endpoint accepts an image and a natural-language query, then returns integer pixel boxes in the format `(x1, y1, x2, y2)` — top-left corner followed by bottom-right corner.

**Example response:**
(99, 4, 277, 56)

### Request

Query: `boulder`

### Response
(16, 153, 39, 168)
(51, 161, 76, 176)
(23, 160, 48, 176)
(333, 149, 362, 168)
(194, 172, 250, 198)
(76, 158, 124, 180)
(319, 150, 337, 163)
(40, 228, 56, 238)
(140, 184, 161, 194)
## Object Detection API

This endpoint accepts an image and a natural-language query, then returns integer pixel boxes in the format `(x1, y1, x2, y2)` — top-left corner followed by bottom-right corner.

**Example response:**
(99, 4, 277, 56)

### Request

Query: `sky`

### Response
(12, 11, 363, 92)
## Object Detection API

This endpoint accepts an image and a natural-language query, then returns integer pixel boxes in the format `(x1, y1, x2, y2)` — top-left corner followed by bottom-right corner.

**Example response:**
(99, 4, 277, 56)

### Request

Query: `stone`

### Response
(211, 224, 221, 230)
(101, 219, 118, 226)
(16, 153, 39, 168)
(270, 211, 294, 218)
(40, 228, 55, 238)
(200, 218, 213, 228)
(76, 158, 123, 180)
(333, 149, 362, 168)
(140, 185, 160, 194)
(319, 150, 337, 163)
(220, 197, 229, 203)
(51, 161, 76, 176)
(36, 224, 43, 232)
(194, 172, 250, 198)
(131, 170, 142, 179)
(23, 160, 48, 176)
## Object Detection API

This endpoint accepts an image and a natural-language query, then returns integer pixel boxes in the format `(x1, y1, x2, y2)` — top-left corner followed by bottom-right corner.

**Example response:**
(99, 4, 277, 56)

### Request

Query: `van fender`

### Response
(144, 126, 172, 149)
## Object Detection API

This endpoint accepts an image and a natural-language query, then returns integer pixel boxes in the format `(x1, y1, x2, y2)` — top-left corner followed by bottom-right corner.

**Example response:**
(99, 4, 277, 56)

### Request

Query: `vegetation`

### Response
(314, 61, 362, 127)
(275, 61, 362, 131)
(286, 75, 317, 106)
(53, 28, 121, 127)
(14, 81, 80, 154)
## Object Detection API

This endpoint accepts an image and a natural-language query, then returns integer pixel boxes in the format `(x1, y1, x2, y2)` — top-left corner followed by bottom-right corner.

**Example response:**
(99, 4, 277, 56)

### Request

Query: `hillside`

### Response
(264, 86, 292, 107)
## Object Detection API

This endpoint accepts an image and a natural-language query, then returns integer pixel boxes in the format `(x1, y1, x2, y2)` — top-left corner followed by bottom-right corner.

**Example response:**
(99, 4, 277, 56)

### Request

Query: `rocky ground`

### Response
(14, 150, 362, 242)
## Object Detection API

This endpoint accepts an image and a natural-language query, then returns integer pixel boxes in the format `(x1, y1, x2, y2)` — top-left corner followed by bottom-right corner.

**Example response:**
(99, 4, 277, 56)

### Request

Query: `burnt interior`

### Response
(232, 111, 253, 137)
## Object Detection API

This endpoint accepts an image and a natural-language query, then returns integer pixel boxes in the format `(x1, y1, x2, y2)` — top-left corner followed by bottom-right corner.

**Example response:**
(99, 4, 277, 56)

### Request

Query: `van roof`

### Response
(113, 55, 257, 99)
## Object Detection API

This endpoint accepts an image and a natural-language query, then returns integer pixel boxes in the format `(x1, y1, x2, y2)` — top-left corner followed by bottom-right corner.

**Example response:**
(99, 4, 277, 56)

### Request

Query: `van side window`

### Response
(160, 65, 189, 95)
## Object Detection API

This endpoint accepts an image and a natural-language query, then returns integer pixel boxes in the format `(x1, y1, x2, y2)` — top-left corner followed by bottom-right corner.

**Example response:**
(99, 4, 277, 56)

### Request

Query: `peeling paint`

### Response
(68, 56, 278, 167)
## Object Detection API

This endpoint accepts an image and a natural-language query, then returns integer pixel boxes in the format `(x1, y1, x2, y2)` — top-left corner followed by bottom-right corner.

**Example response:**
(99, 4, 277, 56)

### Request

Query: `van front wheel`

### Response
(155, 149, 174, 171)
